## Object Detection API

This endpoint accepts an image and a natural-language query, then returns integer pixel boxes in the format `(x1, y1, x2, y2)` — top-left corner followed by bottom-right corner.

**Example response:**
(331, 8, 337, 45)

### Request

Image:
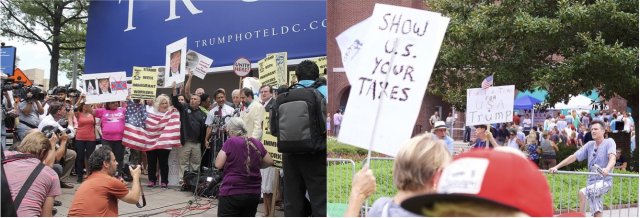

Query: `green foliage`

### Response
(426, 0, 638, 111)
(554, 142, 588, 171)
(0, 0, 88, 87)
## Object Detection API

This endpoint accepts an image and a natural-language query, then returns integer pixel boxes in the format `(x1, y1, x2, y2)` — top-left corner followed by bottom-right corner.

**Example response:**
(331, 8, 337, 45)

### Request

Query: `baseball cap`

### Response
(434, 121, 447, 129)
(401, 147, 553, 217)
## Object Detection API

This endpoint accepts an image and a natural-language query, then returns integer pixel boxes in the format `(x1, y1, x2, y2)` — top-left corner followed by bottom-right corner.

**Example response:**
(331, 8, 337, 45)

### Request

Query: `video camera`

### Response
(41, 125, 71, 139)
(52, 85, 80, 98)
(13, 86, 45, 103)
(1, 78, 24, 92)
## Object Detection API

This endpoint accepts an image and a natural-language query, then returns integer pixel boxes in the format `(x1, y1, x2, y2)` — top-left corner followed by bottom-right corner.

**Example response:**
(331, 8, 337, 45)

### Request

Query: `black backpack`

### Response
(270, 83, 326, 154)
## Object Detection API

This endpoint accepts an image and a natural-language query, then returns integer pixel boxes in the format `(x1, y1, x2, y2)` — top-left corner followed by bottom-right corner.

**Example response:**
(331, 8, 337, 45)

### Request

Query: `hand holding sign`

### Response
(338, 4, 450, 157)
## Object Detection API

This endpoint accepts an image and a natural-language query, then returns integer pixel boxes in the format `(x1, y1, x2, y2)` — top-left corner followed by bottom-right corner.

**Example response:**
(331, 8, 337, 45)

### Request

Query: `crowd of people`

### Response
(1, 59, 328, 217)
(342, 107, 636, 217)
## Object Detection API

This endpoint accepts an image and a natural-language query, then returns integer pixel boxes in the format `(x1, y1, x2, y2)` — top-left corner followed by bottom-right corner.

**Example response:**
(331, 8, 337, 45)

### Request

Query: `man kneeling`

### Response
(68, 147, 141, 216)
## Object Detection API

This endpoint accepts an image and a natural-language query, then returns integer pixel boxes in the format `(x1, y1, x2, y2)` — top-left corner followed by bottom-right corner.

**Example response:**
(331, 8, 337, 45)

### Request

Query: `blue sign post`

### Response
(0, 46, 17, 76)
(85, 0, 327, 76)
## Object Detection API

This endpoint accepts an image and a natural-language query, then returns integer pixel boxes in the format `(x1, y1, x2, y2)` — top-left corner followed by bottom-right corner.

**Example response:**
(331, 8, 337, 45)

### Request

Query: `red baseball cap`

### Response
(401, 148, 553, 217)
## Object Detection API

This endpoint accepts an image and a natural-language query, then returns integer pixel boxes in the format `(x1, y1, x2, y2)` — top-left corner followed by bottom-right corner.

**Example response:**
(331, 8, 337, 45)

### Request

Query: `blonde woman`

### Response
(145, 94, 174, 189)
(345, 133, 452, 216)
(215, 117, 274, 217)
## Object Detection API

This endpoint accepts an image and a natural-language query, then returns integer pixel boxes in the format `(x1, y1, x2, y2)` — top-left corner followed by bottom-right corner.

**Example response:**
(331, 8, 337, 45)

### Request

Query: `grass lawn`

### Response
(327, 139, 639, 213)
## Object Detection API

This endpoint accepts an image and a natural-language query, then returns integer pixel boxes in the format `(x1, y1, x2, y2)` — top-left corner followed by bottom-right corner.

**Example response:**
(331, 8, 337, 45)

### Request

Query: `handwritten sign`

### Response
(465, 85, 515, 126)
(267, 52, 288, 85)
(259, 54, 277, 86)
(185, 50, 213, 79)
(82, 71, 129, 104)
(289, 71, 297, 85)
(131, 67, 158, 99)
(262, 112, 282, 168)
(164, 37, 187, 87)
(337, 4, 450, 157)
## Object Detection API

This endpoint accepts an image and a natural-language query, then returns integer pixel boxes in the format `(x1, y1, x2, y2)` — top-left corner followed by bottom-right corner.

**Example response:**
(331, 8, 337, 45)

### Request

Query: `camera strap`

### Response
(4, 155, 45, 209)
(136, 182, 146, 208)
(19, 120, 38, 129)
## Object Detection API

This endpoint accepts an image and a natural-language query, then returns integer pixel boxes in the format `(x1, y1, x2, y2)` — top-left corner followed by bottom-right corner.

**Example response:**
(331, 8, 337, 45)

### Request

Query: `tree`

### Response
(1, 0, 88, 88)
(427, 0, 638, 132)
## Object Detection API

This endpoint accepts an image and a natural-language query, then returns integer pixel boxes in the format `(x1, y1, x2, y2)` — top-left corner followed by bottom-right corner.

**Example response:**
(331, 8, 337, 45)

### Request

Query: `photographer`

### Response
(3, 131, 62, 217)
(15, 88, 44, 142)
(68, 146, 142, 216)
(38, 102, 77, 189)
(2, 90, 14, 149)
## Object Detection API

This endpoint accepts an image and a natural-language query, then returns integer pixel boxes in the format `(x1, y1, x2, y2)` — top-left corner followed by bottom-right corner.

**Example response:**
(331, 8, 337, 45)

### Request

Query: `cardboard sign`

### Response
(465, 85, 515, 126)
(82, 71, 128, 104)
(289, 71, 297, 85)
(337, 4, 450, 157)
(267, 52, 288, 86)
(164, 38, 187, 87)
(131, 67, 159, 99)
(185, 50, 213, 79)
(258, 54, 277, 86)
(313, 56, 327, 76)
(262, 112, 282, 168)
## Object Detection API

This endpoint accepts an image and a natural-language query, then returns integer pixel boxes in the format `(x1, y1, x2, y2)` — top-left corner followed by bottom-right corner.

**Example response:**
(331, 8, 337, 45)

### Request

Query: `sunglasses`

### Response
(593, 148, 597, 157)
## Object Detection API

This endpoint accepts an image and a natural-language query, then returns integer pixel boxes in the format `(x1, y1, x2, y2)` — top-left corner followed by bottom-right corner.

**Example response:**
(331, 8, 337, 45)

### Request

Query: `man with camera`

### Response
(38, 102, 77, 189)
(68, 146, 142, 217)
(15, 88, 44, 142)
(3, 131, 62, 217)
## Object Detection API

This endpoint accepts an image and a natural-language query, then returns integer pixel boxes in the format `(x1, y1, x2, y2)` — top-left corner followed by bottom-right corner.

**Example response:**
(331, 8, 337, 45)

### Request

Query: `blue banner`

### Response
(0, 46, 16, 76)
(85, 0, 326, 76)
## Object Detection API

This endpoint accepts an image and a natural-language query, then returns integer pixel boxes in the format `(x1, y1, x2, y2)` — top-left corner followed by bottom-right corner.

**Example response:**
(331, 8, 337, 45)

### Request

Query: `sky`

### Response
(1, 37, 72, 86)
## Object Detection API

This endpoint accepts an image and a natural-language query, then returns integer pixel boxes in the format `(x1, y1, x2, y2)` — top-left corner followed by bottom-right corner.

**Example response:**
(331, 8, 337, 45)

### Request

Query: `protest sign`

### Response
(313, 56, 327, 76)
(164, 38, 187, 87)
(185, 50, 213, 79)
(131, 67, 159, 99)
(337, 4, 450, 157)
(289, 71, 297, 85)
(259, 54, 277, 86)
(465, 85, 515, 126)
(82, 71, 128, 104)
(153, 66, 166, 88)
(234, 57, 251, 77)
(262, 112, 282, 168)
(267, 52, 288, 85)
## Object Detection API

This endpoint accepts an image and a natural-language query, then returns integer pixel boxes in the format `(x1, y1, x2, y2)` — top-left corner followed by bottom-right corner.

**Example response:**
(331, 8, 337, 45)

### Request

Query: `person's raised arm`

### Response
(184, 70, 193, 99)
(119, 165, 142, 204)
(344, 167, 376, 217)
(35, 100, 44, 115)
(55, 132, 69, 161)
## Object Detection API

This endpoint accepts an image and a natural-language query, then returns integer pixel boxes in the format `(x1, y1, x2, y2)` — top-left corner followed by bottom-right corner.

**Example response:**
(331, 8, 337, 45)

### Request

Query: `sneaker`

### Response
(54, 200, 62, 206)
(146, 181, 156, 188)
(160, 183, 168, 189)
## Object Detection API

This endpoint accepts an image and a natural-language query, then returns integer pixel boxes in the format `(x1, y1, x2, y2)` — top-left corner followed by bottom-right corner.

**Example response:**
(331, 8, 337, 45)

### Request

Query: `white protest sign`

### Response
(465, 85, 515, 126)
(185, 50, 213, 79)
(336, 17, 370, 82)
(82, 71, 128, 104)
(164, 37, 187, 87)
(338, 4, 450, 157)
(234, 57, 251, 77)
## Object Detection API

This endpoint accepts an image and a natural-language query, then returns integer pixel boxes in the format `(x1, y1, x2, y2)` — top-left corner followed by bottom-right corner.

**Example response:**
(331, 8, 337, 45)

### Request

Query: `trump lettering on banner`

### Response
(465, 85, 515, 126)
(82, 72, 128, 104)
(338, 4, 449, 157)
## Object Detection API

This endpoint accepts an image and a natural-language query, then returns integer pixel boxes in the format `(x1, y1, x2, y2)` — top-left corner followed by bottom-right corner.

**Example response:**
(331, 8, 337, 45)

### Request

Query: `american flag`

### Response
(481, 75, 493, 89)
(122, 101, 181, 151)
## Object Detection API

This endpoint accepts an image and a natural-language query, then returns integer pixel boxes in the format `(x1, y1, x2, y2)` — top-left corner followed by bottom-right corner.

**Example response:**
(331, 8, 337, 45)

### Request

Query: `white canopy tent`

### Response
(553, 95, 594, 110)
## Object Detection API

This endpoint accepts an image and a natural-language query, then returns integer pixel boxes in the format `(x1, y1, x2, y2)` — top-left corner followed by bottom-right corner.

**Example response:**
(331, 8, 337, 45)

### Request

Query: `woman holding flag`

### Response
(122, 94, 181, 189)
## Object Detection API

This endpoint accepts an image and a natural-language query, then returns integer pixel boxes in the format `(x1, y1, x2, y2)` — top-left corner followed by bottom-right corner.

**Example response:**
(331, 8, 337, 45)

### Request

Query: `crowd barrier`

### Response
(328, 157, 639, 217)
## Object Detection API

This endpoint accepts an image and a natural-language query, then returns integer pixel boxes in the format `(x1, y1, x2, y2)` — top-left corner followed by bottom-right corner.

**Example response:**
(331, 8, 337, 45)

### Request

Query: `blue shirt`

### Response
(574, 138, 616, 185)
(444, 135, 454, 155)
(298, 80, 327, 98)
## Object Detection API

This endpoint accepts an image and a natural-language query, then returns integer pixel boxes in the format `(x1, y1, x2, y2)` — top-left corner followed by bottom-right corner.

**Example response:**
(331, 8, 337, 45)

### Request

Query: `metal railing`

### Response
(541, 170, 639, 217)
(327, 158, 356, 217)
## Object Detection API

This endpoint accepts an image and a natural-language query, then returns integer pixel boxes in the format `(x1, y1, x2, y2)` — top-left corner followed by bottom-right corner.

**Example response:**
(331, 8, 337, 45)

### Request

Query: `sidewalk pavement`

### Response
(54, 175, 284, 217)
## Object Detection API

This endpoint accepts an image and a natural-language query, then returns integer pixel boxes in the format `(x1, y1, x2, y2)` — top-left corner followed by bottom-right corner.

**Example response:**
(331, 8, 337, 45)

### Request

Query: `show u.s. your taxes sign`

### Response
(85, 0, 327, 76)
